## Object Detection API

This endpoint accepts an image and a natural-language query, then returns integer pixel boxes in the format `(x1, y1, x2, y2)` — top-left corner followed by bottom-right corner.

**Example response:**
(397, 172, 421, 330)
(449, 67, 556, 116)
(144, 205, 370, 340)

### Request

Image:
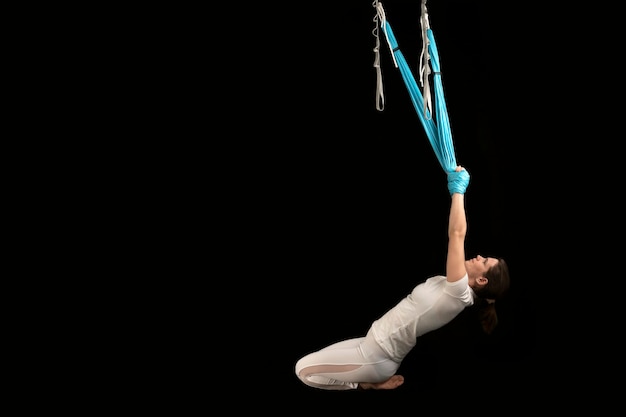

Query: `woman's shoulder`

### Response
(425, 274, 468, 285)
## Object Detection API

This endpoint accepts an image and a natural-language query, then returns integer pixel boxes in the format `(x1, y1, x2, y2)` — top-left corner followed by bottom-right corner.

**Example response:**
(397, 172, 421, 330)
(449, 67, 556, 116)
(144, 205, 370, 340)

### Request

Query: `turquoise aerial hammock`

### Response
(373, 0, 456, 174)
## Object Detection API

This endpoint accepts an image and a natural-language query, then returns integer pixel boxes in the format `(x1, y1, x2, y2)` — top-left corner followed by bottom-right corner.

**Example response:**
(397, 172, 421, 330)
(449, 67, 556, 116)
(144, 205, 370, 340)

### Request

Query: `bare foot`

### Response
(358, 375, 405, 390)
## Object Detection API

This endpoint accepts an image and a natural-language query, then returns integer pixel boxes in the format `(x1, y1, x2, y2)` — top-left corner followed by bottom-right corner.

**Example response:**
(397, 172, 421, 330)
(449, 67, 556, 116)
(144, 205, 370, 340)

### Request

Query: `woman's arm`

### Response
(446, 167, 469, 283)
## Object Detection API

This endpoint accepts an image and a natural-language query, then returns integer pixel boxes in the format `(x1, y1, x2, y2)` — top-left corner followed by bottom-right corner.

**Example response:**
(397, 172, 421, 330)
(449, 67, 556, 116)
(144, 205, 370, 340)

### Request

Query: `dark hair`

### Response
(472, 258, 510, 334)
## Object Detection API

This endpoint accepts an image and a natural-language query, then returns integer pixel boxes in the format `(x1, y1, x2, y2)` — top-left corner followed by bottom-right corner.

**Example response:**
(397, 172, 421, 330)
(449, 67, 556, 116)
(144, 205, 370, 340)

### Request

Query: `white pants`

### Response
(295, 329, 400, 390)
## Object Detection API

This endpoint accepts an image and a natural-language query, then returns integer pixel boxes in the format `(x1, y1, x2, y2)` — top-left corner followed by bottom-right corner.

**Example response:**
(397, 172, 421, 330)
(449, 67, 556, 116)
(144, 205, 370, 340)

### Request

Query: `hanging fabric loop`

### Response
(372, 1, 457, 174)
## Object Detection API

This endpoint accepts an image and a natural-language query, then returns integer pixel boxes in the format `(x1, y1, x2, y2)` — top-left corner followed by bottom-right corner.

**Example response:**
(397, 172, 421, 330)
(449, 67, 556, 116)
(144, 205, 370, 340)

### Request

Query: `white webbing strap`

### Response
(373, 0, 433, 120)
(372, 1, 398, 111)
(419, 0, 433, 120)
(372, 1, 386, 111)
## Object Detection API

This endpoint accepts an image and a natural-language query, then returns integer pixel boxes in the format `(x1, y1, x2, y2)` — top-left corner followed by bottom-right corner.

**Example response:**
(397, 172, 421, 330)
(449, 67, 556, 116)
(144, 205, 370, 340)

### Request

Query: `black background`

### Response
(79, 0, 619, 410)
(227, 0, 544, 405)
(140, 0, 601, 409)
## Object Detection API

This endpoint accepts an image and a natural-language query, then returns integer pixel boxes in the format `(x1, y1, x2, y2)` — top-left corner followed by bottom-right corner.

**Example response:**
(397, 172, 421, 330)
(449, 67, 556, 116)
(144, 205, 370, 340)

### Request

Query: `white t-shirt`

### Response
(370, 274, 475, 363)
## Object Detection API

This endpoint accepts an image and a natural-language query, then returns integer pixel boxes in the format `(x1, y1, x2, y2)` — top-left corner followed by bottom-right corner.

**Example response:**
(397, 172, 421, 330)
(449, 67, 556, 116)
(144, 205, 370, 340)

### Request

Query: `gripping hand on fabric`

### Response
(447, 166, 470, 195)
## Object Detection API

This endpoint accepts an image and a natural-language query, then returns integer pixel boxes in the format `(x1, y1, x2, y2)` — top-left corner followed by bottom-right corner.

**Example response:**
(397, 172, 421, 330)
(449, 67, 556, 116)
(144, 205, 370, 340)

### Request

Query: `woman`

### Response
(294, 166, 510, 390)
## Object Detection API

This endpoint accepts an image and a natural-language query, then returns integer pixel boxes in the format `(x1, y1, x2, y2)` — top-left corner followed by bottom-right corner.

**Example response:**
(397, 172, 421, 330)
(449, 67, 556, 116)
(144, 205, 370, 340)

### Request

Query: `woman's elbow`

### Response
(448, 228, 466, 240)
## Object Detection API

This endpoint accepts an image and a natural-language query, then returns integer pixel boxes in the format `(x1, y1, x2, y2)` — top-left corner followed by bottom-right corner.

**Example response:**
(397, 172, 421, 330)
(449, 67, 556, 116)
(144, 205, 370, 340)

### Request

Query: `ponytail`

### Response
(477, 299, 498, 335)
